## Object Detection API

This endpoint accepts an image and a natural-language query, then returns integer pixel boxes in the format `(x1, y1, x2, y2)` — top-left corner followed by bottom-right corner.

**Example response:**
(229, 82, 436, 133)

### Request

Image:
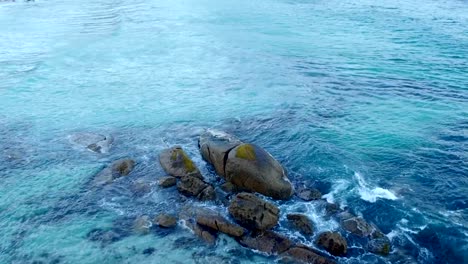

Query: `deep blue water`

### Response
(0, 0, 467, 263)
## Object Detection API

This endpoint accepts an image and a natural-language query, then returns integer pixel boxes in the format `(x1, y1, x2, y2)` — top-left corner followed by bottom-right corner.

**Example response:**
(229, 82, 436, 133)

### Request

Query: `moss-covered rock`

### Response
(159, 146, 202, 178)
(226, 144, 293, 200)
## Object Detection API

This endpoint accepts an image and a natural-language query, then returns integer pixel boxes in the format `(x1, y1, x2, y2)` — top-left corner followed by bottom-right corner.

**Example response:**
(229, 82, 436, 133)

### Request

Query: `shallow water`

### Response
(1, 0, 467, 263)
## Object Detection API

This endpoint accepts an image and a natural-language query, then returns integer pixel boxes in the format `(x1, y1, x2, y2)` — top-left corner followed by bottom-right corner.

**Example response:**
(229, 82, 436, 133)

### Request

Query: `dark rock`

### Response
(196, 211, 246, 237)
(177, 175, 208, 197)
(282, 245, 336, 264)
(239, 231, 293, 255)
(92, 158, 136, 186)
(287, 214, 314, 235)
(368, 237, 391, 256)
(154, 214, 177, 228)
(220, 182, 242, 193)
(325, 203, 341, 216)
(199, 130, 243, 177)
(159, 146, 202, 178)
(68, 132, 113, 154)
(133, 215, 151, 235)
(297, 188, 322, 201)
(225, 143, 293, 200)
(228, 192, 279, 230)
(316, 231, 347, 256)
(142, 247, 156, 255)
(197, 185, 216, 201)
(341, 217, 374, 237)
(158, 176, 177, 188)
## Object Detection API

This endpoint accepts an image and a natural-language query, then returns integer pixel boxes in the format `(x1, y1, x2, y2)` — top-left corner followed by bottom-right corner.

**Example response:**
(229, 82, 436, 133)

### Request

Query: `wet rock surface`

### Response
(282, 245, 336, 264)
(92, 158, 135, 186)
(296, 188, 322, 201)
(239, 231, 293, 255)
(177, 175, 216, 201)
(196, 211, 246, 237)
(228, 192, 279, 230)
(154, 214, 177, 228)
(316, 231, 347, 256)
(158, 176, 177, 188)
(287, 213, 314, 235)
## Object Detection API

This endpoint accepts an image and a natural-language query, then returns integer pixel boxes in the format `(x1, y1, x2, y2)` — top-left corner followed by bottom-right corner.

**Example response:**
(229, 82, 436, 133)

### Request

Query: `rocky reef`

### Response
(82, 129, 393, 263)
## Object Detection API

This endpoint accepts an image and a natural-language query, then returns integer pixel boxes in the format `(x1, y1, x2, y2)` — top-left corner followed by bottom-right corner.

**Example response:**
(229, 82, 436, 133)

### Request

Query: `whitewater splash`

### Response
(354, 172, 398, 203)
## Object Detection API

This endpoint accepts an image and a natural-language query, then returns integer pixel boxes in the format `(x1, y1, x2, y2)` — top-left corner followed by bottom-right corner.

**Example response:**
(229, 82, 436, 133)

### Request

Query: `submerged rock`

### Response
(133, 215, 152, 235)
(92, 158, 136, 186)
(159, 146, 202, 178)
(239, 231, 293, 255)
(225, 143, 293, 200)
(86, 228, 122, 244)
(196, 211, 246, 237)
(316, 231, 347, 256)
(68, 132, 113, 154)
(158, 176, 177, 188)
(281, 245, 336, 264)
(287, 214, 314, 235)
(199, 130, 242, 177)
(228, 192, 279, 230)
(296, 188, 322, 201)
(154, 214, 177, 228)
(130, 180, 152, 195)
(367, 237, 391, 256)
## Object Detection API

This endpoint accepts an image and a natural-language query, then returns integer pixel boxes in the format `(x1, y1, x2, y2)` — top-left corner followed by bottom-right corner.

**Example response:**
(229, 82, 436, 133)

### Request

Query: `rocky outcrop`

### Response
(92, 158, 135, 186)
(177, 175, 216, 201)
(154, 214, 177, 228)
(196, 211, 246, 237)
(316, 231, 347, 256)
(159, 146, 202, 178)
(225, 143, 293, 200)
(199, 130, 242, 177)
(286, 214, 314, 235)
(69, 132, 113, 154)
(158, 176, 177, 188)
(185, 220, 217, 245)
(228, 192, 279, 230)
(281, 245, 336, 264)
(199, 131, 293, 200)
(239, 231, 293, 255)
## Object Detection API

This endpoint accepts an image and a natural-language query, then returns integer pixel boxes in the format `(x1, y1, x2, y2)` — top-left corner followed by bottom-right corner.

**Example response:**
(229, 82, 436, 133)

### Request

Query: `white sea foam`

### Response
(354, 172, 398, 203)
(322, 179, 350, 205)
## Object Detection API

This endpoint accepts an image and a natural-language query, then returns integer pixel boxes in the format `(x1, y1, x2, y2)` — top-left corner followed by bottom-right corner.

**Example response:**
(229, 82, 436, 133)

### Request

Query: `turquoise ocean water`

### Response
(0, 0, 467, 263)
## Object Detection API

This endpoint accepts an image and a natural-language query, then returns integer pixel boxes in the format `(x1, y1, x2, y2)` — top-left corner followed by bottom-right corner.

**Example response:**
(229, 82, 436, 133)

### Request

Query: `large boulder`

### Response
(177, 175, 216, 201)
(92, 158, 135, 186)
(287, 214, 314, 235)
(225, 143, 293, 200)
(228, 192, 279, 230)
(316, 231, 347, 256)
(159, 146, 202, 178)
(199, 130, 242, 177)
(185, 220, 217, 245)
(196, 211, 246, 237)
(239, 231, 292, 255)
(68, 132, 113, 154)
(281, 245, 336, 264)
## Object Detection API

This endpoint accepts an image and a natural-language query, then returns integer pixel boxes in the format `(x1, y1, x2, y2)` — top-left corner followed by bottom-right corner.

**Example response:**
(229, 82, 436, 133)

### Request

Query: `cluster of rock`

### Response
(88, 130, 391, 263)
